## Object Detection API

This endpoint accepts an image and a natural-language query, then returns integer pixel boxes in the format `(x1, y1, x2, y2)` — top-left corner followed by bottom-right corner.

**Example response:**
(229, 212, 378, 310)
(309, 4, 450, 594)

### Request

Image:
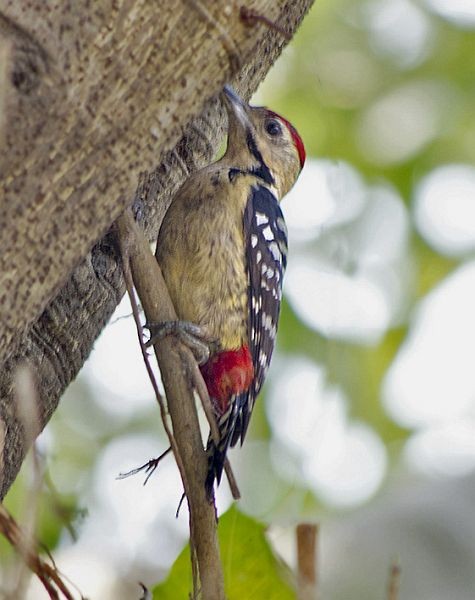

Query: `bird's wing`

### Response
(232, 184, 288, 445)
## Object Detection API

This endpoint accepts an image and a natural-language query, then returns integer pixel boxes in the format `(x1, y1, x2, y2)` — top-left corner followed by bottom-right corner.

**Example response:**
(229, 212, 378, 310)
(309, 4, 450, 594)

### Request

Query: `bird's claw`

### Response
(145, 320, 219, 365)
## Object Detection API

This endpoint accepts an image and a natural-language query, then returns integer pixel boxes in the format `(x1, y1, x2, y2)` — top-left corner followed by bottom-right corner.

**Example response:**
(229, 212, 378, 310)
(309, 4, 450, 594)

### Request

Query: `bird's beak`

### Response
(223, 85, 253, 131)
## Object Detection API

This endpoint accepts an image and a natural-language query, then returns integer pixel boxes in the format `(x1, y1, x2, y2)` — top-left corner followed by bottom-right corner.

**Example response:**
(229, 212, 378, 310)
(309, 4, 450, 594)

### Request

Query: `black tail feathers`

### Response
(205, 438, 227, 499)
(205, 393, 249, 499)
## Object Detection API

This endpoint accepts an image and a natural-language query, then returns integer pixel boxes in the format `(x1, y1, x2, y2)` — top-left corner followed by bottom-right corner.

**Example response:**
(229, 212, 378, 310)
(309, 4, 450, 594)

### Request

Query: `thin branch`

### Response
(117, 448, 173, 485)
(118, 230, 186, 482)
(223, 460, 240, 501)
(116, 210, 226, 600)
(387, 559, 401, 600)
(186, 354, 221, 444)
(43, 472, 82, 542)
(0, 504, 77, 600)
(296, 523, 318, 600)
(240, 6, 292, 41)
(119, 219, 202, 586)
(0, 366, 81, 600)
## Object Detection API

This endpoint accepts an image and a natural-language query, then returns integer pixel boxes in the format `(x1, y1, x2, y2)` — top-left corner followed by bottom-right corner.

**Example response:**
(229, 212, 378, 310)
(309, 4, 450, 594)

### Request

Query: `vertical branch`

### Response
(387, 559, 401, 600)
(116, 210, 225, 600)
(118, 220, 201, 595)
(118, 230, 187, 483)
(296, 523, 318, 600)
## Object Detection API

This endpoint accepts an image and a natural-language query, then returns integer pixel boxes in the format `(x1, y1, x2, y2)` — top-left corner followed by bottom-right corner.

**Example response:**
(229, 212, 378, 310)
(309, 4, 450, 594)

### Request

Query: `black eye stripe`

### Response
(265, 119, 282, 136)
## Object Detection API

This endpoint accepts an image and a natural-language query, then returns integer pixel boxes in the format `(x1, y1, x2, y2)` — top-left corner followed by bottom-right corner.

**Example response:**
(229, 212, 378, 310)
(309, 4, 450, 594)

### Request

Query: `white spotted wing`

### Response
(231, 185, 288, 445)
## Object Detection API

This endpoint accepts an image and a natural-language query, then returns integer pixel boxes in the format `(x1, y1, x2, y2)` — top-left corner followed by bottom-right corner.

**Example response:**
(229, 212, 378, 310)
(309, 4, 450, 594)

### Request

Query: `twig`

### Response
(109, 311, 135, 325)
(187, 0, 241, 73)
(4, 366, 81, 600)
(118, 231, 186, 481)
(118, 219, 201, 585)
(0, 504, 77, 600)
(116, 210, 226, 600)
(240, 6, 292, 41)
(223, 460, 240, 500)
(387, 559, 401, 600)
(296, 523, 318, 600)
(185, 352, 221, 444)
(117, 448, 173, 485)
(43, 472, 82, 542)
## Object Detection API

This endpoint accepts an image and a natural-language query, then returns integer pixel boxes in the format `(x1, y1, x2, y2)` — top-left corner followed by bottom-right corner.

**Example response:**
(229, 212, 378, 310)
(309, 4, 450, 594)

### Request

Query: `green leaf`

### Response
(153, 504, 295, 599)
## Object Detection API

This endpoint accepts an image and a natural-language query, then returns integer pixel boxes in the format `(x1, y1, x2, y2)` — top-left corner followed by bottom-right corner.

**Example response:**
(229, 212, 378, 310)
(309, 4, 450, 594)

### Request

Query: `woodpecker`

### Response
(154, 85, 305, 497)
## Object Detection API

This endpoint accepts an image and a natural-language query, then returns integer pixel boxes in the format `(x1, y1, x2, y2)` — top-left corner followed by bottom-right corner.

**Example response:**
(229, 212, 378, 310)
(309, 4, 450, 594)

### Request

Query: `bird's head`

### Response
(222, 85, 305, 199)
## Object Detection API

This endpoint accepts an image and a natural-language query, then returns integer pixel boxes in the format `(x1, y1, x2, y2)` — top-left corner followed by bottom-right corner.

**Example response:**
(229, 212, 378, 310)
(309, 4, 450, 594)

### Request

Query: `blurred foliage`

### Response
(276, 300, 408, 442)
(256, 0, 475, 450)
(153, 505, 295, 599)
(1, 465, 83, 550)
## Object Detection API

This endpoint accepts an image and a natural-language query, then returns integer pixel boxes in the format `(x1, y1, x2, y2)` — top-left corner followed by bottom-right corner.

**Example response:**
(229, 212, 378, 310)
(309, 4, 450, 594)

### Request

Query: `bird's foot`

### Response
(145, 320, 219, 365)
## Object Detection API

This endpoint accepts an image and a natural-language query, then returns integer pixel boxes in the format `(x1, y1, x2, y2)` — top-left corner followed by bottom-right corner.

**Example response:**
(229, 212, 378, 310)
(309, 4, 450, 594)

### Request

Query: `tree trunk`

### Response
(0, 0, 314, 499)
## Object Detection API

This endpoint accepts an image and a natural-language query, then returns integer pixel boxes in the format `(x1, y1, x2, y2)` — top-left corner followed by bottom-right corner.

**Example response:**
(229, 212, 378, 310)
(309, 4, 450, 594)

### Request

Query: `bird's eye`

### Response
(265, 119, 282, 137)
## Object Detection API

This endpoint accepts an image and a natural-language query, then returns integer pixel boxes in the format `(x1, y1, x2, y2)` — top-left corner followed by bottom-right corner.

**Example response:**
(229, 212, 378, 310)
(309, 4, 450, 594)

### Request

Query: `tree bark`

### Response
(0, 0, 314, 499)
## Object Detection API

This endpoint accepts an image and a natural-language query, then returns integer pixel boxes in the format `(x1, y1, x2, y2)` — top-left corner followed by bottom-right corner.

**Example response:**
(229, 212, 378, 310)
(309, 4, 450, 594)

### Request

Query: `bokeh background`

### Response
(2, 1, 475, 598)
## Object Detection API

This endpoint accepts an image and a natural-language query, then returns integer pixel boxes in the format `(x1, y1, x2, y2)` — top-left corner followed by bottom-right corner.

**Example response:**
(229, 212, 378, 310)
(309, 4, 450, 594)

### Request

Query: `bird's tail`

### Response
(205, 394, 244, 499)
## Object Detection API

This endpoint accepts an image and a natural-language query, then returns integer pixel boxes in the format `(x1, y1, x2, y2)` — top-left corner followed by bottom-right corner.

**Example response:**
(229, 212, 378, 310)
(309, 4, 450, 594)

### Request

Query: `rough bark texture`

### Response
(0, 0, 314, 499)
